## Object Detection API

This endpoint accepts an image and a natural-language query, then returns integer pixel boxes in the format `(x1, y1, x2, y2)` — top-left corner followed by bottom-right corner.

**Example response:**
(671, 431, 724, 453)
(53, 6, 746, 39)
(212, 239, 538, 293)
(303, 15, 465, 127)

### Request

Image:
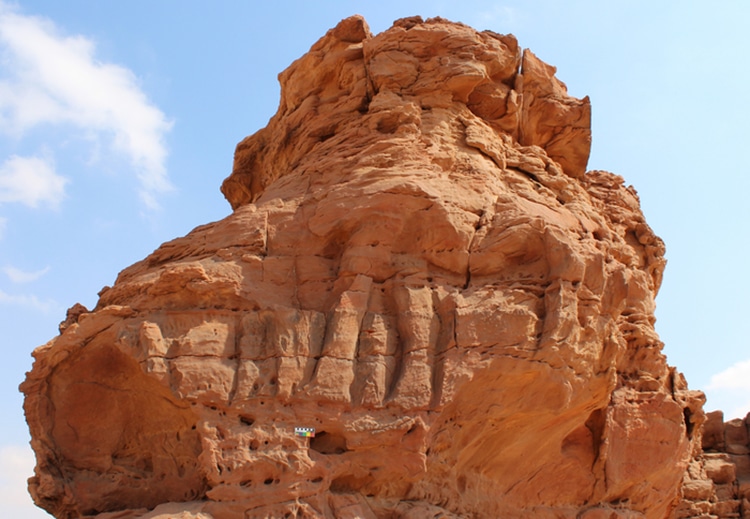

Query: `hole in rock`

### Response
(264, 477, 274, 485)
(309, 431, 349, 455)
(240, 415, 255, 427)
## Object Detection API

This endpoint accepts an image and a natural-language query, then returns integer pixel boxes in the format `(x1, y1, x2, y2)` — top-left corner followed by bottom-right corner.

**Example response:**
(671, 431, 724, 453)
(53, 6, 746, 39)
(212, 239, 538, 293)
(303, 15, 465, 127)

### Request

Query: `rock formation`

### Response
(22, 15, 706, 519)
(672, 411, 750, 519)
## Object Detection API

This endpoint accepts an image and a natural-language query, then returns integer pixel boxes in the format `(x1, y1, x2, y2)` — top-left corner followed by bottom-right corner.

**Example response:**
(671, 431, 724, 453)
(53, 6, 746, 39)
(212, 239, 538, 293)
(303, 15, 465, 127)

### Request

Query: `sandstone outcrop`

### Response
(672, 411, 750, 519)
(22, 15, 705, 519)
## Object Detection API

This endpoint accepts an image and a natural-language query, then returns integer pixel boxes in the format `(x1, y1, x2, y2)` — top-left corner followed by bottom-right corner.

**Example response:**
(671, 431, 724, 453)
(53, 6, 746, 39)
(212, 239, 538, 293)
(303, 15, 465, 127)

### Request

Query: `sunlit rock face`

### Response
(672, 411, 750, 519)
(22, 15, 704, 519)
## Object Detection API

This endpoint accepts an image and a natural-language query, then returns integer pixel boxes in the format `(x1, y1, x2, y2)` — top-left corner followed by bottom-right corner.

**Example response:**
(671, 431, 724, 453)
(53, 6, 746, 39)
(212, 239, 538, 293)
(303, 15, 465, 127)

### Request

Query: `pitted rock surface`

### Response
(22, 15, 704, 519)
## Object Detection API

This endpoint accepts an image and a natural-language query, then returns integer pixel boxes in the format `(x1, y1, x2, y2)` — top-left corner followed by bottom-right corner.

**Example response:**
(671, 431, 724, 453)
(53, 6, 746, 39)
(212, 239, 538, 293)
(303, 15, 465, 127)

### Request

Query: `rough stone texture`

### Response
(22, 15, 705, 519)
(672, 411, 750, 519)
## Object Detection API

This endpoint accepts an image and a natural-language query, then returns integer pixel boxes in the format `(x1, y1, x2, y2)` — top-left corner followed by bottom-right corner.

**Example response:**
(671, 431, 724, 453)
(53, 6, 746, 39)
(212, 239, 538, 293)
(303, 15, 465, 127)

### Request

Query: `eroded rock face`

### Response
(672, 411, 750, 519)
(22, 15, 704, 519)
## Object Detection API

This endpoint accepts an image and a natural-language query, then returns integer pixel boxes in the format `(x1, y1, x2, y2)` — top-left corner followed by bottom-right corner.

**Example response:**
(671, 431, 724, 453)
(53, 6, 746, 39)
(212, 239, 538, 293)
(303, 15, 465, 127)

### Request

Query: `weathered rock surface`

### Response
(672, 411, 750, 519)
(22, 15, 705, 519)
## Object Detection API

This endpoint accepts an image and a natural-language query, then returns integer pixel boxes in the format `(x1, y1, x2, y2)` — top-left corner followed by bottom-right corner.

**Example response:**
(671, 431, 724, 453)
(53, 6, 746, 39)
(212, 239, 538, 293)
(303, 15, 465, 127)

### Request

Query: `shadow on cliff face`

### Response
(29, 341, 206, 518)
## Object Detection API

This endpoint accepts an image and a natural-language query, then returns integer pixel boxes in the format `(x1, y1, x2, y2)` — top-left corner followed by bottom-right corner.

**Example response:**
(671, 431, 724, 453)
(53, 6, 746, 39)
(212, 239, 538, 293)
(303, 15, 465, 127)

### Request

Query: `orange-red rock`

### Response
(22, 15, 704, 519)
(672, 411, 750, 519)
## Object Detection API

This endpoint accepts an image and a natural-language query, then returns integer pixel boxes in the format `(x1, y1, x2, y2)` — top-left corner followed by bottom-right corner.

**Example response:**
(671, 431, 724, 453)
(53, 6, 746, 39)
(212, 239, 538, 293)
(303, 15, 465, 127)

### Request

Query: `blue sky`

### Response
(0, 1, 748, 517)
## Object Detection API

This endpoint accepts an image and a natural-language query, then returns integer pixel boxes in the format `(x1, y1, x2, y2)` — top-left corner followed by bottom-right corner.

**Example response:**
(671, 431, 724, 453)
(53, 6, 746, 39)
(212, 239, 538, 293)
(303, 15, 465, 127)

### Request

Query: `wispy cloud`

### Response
(0, 1, 173, 208)
(0, 288, 57, 313)
(0, 155, 66, 208)
(3, 265, 49, 283)
(0, 216, 6, 238)
(706, 358, 750, 419)
(708, 358, 750, 391)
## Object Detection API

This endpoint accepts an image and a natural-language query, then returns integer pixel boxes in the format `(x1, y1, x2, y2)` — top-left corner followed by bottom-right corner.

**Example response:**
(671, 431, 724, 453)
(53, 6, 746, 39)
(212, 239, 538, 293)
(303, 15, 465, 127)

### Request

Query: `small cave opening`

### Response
(309, 431, 349, 455)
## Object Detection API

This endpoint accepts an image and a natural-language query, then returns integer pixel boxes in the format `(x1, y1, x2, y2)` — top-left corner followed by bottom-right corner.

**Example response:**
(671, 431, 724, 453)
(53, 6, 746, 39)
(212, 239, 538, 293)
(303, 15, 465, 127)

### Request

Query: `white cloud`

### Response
(0, 2, 173, 207)
(0, 288, 57, 313)
(0, 444, 53, 518)
(3, 265, 49, 283)
(0, 216, 6, 238)
(706, 358, 750, 419)
(708, 358, 750, 391)
(0, 155, 66, 208)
